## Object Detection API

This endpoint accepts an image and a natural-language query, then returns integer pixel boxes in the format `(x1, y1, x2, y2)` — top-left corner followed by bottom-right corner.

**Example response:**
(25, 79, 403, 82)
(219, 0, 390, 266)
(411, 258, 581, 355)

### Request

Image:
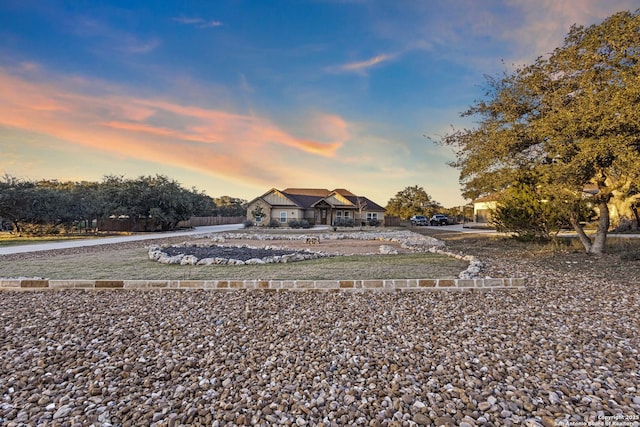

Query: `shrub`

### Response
(368, 219, 380, 227)
(268, 219, 281, 228)
(299, 220, 311, 229)
(491, 178, 593, 241)
(288, 220, 300, 228)
(333, 218, 354, 227)
(614, 218, 638, 233)
(242, 220, 254, 228)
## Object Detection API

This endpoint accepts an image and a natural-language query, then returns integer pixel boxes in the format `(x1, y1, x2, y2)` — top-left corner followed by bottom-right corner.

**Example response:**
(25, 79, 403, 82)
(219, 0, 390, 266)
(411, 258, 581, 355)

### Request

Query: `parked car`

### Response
(410, 215, 428, 226)
(430, 214, 449, 226)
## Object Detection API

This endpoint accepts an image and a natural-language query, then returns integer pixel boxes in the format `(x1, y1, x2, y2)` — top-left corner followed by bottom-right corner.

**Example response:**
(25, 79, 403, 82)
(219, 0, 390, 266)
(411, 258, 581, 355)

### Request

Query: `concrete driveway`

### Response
(0, 224, 244, 255)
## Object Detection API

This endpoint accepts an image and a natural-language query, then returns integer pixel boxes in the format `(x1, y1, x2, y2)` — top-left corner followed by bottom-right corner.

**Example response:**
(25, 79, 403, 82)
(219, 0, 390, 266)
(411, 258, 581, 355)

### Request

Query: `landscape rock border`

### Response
(148, 243, 330, 266)
(152, 230, 486, 279)
(1, 230, 519, 289)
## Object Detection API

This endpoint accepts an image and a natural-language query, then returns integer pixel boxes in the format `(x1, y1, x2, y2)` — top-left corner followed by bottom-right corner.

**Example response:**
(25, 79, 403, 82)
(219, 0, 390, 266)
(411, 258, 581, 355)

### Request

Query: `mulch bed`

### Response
(161, 245, 300, 262)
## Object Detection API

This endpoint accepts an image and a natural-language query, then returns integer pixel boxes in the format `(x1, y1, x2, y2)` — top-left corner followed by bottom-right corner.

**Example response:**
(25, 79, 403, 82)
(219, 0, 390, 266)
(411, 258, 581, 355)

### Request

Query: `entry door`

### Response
(321, 209, 327, 224)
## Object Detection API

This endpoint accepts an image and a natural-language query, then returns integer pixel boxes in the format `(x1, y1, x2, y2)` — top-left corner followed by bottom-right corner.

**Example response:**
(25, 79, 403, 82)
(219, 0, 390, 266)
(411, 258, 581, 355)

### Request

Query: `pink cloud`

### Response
(0, 67, 349, 187)
(127, 99, 345, 156)
(310, 114, 350, 142)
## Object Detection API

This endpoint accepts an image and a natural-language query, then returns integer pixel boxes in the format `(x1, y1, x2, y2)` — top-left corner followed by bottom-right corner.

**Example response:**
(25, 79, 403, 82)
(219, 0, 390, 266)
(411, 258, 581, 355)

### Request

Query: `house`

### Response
(472, 195, 498, 224)
(246, 188, 386, 226)
(471, 185, 614, 227)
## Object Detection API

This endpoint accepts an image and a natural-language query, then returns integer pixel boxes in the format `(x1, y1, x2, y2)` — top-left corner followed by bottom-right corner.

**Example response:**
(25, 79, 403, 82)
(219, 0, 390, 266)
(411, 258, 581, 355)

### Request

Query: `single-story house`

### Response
(246, 188, 386, 226)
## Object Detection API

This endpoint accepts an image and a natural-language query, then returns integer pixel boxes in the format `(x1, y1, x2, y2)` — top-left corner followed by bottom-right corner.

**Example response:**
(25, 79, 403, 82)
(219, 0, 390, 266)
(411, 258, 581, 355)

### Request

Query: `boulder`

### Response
(379, 245, 398, 255)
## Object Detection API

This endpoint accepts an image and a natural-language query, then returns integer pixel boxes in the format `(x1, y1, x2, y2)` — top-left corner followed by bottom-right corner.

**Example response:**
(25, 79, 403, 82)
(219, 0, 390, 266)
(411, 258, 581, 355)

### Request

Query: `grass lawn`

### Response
(0, 232, 110, 248)
(0, 243, 468, 281)
(3, 227, 637, 282)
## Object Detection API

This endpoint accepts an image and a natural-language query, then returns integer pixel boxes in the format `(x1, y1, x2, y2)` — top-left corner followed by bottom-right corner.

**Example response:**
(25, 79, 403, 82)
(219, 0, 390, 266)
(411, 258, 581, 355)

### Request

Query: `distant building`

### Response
(472, 195, 498, 224)
(246, 188, 386, 226)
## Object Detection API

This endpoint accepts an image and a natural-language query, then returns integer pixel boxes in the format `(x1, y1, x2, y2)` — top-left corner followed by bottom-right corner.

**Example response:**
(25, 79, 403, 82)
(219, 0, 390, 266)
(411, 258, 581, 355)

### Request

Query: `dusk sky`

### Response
(1, 1, 638, 207)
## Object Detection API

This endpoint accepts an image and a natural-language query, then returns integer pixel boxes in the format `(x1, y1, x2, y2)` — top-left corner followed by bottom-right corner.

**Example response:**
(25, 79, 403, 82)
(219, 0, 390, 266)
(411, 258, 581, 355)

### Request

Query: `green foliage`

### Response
(288, 220, 301, 228)
(100, 175, 213, 231)
(250, 205, 265, 220)
(267, 219, 281, 228)
(440, 10, 640, 253)
(332, 218, 355, 227)
(214, 196, 247, 217)
(287, 220, 311, 229)
(490, 177, 577, 241)
(385, 185, 442, 219)
(0, 174, 220, 234)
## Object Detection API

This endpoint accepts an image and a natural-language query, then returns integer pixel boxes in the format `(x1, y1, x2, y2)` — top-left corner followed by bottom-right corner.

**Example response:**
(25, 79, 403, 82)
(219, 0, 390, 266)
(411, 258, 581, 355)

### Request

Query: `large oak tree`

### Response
(442, 10, 640, 254)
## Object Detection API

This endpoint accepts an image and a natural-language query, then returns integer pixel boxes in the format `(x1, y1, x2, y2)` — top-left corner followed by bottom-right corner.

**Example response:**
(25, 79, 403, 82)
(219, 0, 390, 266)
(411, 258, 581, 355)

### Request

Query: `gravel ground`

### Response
(1, 235, 639, 426)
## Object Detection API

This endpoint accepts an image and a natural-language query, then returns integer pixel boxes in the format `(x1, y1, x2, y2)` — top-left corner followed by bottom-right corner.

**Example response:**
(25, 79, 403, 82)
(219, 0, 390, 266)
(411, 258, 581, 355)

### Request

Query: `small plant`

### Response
(617, 238, 640, 261)
(268, 219, 280, 228)
(332, 218, 354, 227)
(242, 220, 254, 228)
(299, 220, 311, 229)
(288, 220, 301, 229)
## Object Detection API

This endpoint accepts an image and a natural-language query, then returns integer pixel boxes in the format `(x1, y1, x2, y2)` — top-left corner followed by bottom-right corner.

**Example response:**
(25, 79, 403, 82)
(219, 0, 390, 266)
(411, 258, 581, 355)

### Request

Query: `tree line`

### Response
(0, 174, 247, 235)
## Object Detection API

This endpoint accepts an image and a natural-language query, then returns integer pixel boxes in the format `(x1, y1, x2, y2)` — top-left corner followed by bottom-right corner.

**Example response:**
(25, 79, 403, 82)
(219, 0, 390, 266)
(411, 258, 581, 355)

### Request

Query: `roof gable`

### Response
(261, 188, 300, 207)
(324, 192, 354, 206)
(332, 188, 356, 197)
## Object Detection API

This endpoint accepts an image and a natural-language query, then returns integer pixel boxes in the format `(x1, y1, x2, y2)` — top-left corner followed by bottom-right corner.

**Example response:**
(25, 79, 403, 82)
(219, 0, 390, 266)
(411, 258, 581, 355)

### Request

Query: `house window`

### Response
(336, 212, 342, 219)
(344, 211, 350, 219)
(367, 212, 378, 221)
(280, 212, 287, 223)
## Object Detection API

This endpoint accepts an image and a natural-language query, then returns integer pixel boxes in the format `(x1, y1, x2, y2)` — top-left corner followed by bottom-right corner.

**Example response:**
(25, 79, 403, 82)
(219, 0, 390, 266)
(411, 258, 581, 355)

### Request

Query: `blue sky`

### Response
(1, 0, 638, 207)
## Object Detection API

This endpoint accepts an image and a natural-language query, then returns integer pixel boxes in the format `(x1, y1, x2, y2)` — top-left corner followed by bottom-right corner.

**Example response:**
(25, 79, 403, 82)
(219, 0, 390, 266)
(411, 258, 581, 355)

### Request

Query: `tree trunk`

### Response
(589, 199, 610, 254)
(569, 216, 592, 253)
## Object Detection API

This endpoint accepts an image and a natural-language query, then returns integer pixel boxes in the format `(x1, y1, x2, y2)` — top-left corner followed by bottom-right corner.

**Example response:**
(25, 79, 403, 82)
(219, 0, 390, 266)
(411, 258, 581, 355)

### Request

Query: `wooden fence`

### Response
(97, 218, 164, 232)
(98, 216, 245, 232)
(177, 216, 246, 228)
(384, 216, 401, 227)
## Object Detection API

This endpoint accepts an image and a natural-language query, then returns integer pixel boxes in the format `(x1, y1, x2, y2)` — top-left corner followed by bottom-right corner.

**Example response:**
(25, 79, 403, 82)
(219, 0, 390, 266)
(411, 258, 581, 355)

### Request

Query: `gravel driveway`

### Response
(1, 229, 639, 426)
(1, 254, 639, 427)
